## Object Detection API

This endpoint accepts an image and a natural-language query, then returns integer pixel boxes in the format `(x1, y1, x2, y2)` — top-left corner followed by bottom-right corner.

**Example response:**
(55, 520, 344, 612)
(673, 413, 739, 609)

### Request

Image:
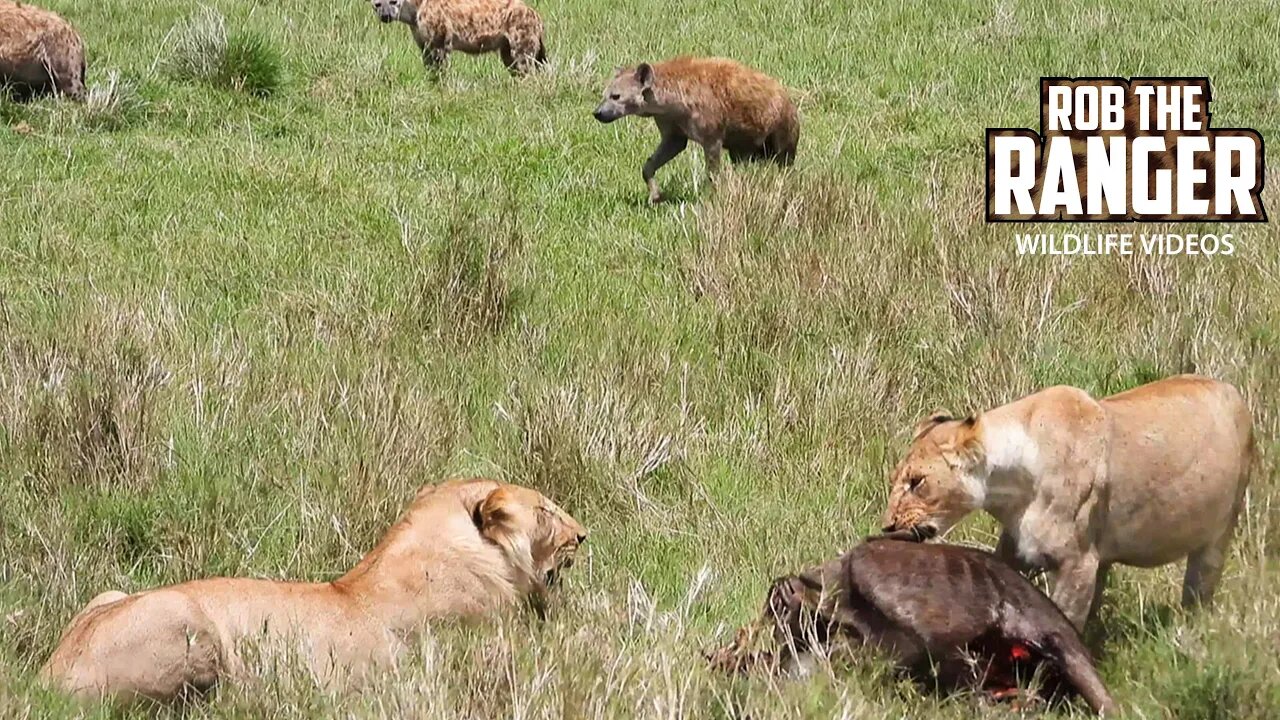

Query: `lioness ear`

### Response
(635, 63, 654, 90)
(474, 487, 539, 590)
(913, 410, 953, 440)
(473, 488, 514, 542)
(939, 427, 984, 469)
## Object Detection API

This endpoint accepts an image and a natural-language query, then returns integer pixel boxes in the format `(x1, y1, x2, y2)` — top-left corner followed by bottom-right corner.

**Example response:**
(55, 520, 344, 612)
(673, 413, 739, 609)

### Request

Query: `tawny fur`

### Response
(0, 0, 85, 100)
(882, 375, 1253, 629)
(40, 479, 587, 703)
(593, 56, 799, 203)
(370, 0, 546, 75)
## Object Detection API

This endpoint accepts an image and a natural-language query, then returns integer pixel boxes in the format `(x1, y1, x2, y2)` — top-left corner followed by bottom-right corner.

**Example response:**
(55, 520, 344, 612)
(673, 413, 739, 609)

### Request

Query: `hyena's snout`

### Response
(592, 103, 621, 123)
(372, 1, 395, 22)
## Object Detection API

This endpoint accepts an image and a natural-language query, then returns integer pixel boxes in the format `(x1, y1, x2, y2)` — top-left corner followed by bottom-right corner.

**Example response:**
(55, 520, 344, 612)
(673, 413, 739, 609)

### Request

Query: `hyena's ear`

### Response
(635, 63, 654, 90)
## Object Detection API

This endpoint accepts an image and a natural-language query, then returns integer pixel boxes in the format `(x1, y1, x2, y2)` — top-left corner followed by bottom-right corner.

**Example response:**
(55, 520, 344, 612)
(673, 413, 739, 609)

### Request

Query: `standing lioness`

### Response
(881, 375, 1252, 629)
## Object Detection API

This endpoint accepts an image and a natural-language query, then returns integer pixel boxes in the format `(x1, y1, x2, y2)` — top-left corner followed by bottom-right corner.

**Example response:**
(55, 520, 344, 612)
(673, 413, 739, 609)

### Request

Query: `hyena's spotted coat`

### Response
(593, 56, 799, 203)
(371, 0, 545, 76)
(0, 0, 86, 100)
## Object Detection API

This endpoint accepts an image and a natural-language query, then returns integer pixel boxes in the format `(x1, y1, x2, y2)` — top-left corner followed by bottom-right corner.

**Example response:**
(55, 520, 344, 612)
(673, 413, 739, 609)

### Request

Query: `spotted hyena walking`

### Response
(593, 56, 799, 203)
(0, 0, 86, 100)
(370, 0, 546, 76)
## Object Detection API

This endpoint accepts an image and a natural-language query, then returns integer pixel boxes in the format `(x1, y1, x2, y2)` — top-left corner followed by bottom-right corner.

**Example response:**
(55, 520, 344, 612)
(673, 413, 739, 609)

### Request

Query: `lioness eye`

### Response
(609, 93, 620, 100)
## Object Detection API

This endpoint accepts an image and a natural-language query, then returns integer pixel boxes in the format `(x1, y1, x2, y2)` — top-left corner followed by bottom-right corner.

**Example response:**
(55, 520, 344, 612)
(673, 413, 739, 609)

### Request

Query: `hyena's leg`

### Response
(769, 127, 798, 166)
(499, 36, 539, 76)
(499, 40, 516, 72)
(643, 126, 688, 204)
(424, 41, 450, 72)
(702, 138, 724, 181)
(414, 22, 450, 74)
(501, 8, 545, 75)
(727, 140, 768, 164)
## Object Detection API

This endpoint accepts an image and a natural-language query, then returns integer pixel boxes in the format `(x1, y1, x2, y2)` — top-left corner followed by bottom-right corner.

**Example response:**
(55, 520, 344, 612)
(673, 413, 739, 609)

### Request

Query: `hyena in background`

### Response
(593, 56, 799, 204)
(370, 0, 546, 76)
(0, 0, 86, 100)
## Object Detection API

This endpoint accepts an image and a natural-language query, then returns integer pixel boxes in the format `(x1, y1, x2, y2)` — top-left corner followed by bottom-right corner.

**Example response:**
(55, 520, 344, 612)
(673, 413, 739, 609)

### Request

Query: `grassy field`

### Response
(2, 0, 1279, 716)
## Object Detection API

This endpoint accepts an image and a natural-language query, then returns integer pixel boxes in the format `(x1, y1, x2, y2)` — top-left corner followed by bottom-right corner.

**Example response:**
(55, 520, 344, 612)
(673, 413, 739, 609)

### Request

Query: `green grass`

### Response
(2, 0, 1279, 717)
(161, 7, 283, 97)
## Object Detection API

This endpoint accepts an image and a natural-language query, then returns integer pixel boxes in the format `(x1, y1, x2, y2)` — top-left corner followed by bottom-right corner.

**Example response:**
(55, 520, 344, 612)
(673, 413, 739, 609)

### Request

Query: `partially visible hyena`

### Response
(593, 56, 799, 203)
(0, 0, 86, 100)
(370, 0, 546, 76)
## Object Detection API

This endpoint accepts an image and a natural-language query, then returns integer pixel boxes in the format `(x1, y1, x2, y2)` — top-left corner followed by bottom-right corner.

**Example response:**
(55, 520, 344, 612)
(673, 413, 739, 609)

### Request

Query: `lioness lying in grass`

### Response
(41, 478, 587, 703)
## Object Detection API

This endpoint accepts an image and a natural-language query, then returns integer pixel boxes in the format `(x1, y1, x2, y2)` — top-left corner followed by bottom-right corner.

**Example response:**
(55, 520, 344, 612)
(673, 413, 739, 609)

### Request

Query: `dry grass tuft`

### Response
(162, 7, 283, 96)
(0, 311, 169, 491)
(408, 196, 526, 347)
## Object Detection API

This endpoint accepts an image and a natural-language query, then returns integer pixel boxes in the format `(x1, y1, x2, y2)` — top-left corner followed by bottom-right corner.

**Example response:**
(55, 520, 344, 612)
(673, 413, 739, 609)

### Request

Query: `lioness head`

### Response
(473, 484, 587, 594)
(881, 412, 986, 539)
(593, 64, 655, 123)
